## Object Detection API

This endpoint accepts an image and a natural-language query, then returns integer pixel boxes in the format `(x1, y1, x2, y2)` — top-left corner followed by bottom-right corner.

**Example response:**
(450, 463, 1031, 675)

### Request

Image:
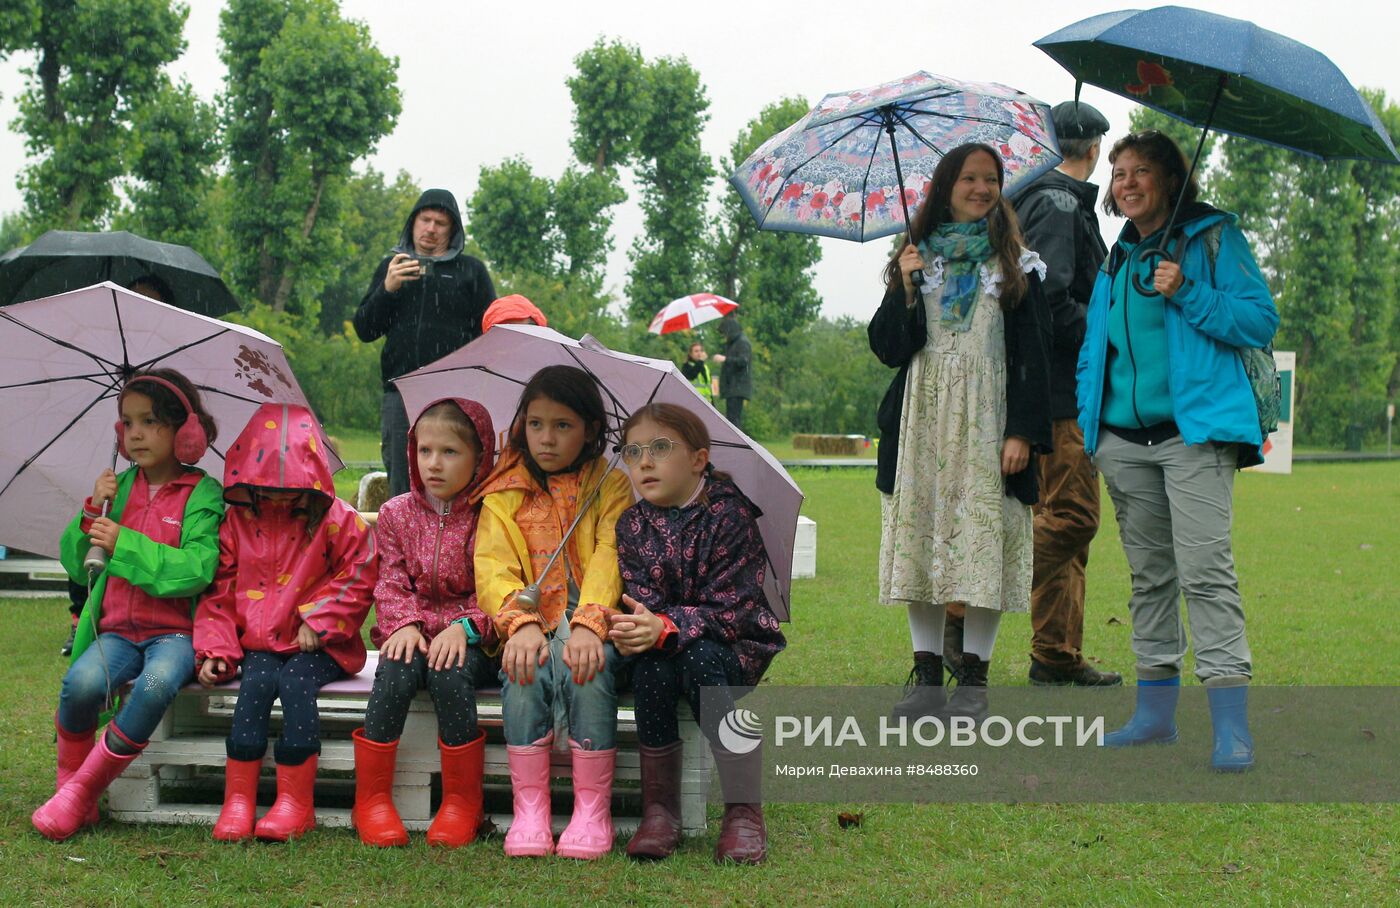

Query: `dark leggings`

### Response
(226, 650, 343, 765)
(363, 647, 496, 746)
(630, 639, 745, 748)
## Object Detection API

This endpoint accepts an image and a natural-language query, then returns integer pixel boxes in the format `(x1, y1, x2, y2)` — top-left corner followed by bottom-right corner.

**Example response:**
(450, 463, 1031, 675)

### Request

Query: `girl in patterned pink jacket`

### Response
(352, 398, 497, 848)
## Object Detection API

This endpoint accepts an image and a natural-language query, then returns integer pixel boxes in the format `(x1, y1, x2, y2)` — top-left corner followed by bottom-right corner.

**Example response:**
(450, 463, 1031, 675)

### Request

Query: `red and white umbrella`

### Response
(648, 292, 739, 335)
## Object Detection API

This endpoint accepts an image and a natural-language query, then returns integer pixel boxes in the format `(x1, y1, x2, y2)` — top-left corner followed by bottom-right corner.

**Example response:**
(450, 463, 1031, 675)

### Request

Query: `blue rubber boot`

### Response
(1102, 677, 1180, 747)
(1206, 685, 1255, 772)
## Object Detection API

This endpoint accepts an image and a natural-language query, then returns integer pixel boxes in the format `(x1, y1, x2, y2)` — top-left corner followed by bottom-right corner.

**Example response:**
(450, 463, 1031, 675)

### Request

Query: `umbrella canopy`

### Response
(1034, 7, 1400, 164)
(0, 229, 241, 316)
(730, 71, 1061, 243)
(648, 293, 740, 335)
(0, 282, 340, 559)
(393, 325, 803, 620)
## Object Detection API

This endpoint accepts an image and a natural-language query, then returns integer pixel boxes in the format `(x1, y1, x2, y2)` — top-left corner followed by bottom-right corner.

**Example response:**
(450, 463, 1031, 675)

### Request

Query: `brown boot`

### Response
(712, 745, 766, 865)
(626, 741, 683, 860)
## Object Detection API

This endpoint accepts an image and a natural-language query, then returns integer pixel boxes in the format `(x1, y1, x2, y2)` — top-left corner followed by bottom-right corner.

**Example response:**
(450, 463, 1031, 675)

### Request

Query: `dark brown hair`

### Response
(416, 400, 482, 454)
(509, 365, 608, 481)
(620, 403, 732, 483)
(124, 367, 218, 445)
(1101, 130, 1198, 219)
(882, 143, 1027, 308)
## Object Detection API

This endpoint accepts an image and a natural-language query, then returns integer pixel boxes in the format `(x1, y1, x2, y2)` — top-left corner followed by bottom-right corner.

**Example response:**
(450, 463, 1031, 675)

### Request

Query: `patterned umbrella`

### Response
(0, 282, 340, 559)
(730, 71, 1061, 243)
(648, 293, 740, 335)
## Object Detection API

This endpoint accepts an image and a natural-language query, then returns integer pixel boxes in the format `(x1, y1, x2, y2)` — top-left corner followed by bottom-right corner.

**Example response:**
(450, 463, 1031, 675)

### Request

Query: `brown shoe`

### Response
(714, 803, 767, 865)
(626, 741, 683, 860)
(1029, 659, 1123, 687)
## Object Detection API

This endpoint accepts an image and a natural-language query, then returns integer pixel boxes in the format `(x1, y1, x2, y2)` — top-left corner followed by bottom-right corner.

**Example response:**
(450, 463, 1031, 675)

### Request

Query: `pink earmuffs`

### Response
(116, 375, 209, 464)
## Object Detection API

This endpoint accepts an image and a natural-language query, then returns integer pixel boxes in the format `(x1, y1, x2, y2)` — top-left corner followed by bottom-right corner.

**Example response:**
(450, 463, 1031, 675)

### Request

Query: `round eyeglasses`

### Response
(619, 436, 678, 465)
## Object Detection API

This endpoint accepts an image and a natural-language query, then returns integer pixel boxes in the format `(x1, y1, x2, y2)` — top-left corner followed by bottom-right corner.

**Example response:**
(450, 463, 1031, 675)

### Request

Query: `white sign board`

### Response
(1250, 350, 1296, 475)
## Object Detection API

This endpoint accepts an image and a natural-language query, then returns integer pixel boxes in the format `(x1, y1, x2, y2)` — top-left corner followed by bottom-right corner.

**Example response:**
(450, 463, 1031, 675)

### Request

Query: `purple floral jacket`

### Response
(615, 475, 785, 686)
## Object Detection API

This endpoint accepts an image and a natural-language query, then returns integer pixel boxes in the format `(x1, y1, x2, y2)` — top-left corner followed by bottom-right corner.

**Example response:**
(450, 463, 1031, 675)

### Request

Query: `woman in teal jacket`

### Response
(32, 371, 223, 841)
(1076, 131, 1277, 773)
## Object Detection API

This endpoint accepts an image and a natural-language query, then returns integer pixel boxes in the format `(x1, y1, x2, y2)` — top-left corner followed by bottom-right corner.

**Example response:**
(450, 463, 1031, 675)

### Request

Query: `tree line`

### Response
(3, 1, 1395, 447)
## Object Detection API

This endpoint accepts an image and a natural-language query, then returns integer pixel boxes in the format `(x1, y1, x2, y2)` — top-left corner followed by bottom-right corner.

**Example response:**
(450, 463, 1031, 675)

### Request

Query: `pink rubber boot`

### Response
(503, 731, 555, 857)
(53, 717, 99, 829)
(254, 757, 319, 842)
(32, 733, 141, 841)
(555, 739, 617, 860)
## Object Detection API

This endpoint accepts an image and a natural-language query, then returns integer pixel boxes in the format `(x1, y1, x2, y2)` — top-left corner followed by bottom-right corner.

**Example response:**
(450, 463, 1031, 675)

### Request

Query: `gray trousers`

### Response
(1093, 430, 1251, 686)
(380, 388, 411, 498)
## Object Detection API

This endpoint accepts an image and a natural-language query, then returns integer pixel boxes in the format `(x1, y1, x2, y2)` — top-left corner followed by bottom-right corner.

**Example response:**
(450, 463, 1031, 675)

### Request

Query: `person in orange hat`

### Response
(481, 295, 548, 334)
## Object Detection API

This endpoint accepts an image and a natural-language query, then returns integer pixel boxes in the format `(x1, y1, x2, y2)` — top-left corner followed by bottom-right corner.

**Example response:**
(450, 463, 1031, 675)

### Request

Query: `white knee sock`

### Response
(906, 602, 946, 654)
(961, 606, 1003, 660)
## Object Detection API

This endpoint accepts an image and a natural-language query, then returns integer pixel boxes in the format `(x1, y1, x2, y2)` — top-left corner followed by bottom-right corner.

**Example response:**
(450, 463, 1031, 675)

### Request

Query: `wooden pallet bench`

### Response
(107, 652, 714, 837)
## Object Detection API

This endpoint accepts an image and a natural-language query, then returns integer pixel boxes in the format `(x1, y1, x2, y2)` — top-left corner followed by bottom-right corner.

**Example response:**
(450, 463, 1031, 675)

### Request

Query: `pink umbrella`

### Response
(393, 324, 802, 620)
(648, 292, 739, 335)
(0, 282, 340, 559)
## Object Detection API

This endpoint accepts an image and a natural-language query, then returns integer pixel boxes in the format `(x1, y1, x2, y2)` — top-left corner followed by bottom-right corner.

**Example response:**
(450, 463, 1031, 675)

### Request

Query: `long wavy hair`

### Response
(881, 142, 1027, 308)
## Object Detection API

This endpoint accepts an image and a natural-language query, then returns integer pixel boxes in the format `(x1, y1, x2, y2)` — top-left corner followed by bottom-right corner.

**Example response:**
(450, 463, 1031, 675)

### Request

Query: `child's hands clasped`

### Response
(92, 469, 118, 508)
(608, 594, 664, 656)
(427, 621, 468, 671)
(297, 622, 324, 652)
(382, 624, 427, 663)
(562, 624, 606, 685)
(88, 517, 121, 555)
(198, 657, 230, 687)
(503, 622, 549, 685)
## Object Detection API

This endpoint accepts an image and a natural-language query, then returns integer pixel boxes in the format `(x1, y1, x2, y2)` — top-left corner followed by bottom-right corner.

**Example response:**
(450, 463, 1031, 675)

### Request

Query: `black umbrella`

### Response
(0, 230, 240, 316)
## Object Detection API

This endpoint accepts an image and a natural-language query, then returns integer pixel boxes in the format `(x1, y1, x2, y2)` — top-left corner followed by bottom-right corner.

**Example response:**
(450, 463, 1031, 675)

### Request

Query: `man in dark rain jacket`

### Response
(354, 189, 495, 496)
(1006, 100, 1121, 687)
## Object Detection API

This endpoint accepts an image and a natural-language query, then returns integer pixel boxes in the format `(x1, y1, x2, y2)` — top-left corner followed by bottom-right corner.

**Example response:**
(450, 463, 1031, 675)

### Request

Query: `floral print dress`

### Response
(878, 250, 1045, 612)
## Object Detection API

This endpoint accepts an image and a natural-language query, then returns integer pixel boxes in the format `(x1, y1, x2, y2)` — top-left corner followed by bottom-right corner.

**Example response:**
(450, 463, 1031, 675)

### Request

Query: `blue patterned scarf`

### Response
(920, 220, 994, 332)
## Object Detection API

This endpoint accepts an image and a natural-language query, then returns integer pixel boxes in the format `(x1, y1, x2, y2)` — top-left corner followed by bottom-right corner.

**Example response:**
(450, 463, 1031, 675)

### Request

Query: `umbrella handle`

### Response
(1130, 244, 1174, 297)
(82, 443, 119, 576)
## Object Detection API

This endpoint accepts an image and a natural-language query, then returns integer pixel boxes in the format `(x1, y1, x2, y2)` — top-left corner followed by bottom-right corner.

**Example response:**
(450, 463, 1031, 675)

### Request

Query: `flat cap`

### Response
(1052, 101, 1110, 140)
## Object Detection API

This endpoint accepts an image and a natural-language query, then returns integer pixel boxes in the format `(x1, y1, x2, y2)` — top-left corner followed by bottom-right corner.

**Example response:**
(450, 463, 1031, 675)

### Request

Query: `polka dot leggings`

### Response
(630, 639, 744, 749)
(362, 647, 496, 746)
(226, 650, 343, 766)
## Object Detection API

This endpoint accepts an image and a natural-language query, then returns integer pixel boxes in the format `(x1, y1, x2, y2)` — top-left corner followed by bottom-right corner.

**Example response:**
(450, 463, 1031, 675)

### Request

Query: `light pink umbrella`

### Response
(648, 292, 739, 335)
(393, 324, 802, 620)
(0, 282, 340, 559)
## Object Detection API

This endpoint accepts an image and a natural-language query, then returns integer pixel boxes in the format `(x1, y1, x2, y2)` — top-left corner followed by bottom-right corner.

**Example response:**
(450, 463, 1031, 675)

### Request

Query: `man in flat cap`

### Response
(945, 100, 1122, 688)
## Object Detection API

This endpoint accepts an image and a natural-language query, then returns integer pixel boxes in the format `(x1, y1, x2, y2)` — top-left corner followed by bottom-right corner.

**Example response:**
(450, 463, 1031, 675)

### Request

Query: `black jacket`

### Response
(353, 189, 496, 388)
(1012, 170, 1107, 419)
(869, 271, 1054, 505)
(717, 319, 753, 400)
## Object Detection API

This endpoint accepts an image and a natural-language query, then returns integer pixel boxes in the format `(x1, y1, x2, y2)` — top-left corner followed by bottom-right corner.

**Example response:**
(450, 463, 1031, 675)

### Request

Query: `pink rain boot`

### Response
(212, 757, 262, 842)
(32, 732, 141, 841)
(555, 740, 617, 860)
(53, 717, 99, 830)
(503, 731, 555, 857)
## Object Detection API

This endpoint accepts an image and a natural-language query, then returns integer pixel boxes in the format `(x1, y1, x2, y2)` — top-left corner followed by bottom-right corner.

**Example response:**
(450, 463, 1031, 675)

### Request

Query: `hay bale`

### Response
(357, 471, 391, 513)
(791, 434, 816, 450)
(812, 435, 862, 456)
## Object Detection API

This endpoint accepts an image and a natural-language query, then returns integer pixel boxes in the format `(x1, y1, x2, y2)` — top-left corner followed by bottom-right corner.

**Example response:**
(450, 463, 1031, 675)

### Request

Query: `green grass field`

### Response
(2, 462, 1395, 905)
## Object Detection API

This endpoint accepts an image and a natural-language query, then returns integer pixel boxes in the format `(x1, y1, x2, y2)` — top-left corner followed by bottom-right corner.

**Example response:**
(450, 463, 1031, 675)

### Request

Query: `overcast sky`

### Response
(3, 0, 1397, 321)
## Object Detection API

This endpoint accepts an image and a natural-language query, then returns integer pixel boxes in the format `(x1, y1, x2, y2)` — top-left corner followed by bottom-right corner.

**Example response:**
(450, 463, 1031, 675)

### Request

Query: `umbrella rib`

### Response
(857, 117, 885, 243)
(781, 111, 890, 182)
(111, 287, 130, 373)
(0, 310, 123, 372)
(0, 389, 119, 498)
(0, 372, 122, 393)
(132, 328, 233, 371)
(890, 108, 949, 156)
(192, 385, 287, 407)
(562, 347, 627, 443)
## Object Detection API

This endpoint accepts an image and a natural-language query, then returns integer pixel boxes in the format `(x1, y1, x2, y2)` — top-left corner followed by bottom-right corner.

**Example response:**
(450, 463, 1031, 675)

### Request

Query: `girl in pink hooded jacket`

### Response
(194, 403, 378, 843)
(353, 398, 496, 849)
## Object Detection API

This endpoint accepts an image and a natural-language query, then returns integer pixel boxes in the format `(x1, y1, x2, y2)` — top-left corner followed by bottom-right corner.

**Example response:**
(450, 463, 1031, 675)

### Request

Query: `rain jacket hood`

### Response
(406, 397, 497, 511)
(394, 188, 464, 263)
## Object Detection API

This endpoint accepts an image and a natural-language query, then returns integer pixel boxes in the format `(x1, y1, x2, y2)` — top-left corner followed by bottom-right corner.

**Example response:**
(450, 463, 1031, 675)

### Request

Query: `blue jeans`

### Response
(500, 624, 626, 750)
(58, 632, 195, 744)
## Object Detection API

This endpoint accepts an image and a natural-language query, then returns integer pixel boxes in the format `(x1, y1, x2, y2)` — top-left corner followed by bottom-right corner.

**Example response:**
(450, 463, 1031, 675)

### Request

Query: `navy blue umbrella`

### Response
(1036, 5, 1400, 291)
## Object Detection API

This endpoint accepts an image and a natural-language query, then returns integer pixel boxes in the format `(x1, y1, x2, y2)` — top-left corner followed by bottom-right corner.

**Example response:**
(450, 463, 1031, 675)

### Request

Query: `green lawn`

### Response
(3, 462, 1395, 904)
